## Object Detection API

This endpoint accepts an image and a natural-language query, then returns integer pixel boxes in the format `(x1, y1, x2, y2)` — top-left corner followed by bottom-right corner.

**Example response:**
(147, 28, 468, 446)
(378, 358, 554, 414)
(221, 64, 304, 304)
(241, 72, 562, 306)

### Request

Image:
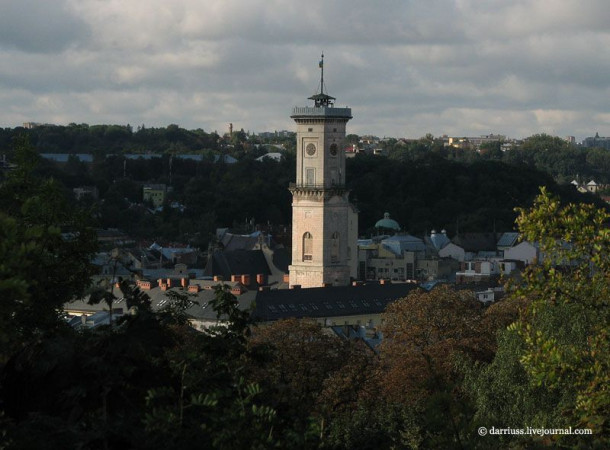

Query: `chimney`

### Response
(231, 285, 244, 295)
(256, 273, 267, 285)
(241, 274, 251, 286)
(188, 284, 200, 293)
(181, 278, 188, 288)
(231, 274, 240, 282)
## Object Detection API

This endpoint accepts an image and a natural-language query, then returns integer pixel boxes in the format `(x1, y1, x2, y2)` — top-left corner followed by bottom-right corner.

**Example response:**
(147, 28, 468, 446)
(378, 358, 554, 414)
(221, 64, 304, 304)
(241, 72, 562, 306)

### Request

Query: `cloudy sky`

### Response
(1, 0, 609, 141)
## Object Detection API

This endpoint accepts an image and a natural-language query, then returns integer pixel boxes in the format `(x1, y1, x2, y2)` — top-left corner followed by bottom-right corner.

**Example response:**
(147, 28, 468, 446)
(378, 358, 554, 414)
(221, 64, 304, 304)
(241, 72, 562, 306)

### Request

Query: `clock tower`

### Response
(288, 54, 358, 288)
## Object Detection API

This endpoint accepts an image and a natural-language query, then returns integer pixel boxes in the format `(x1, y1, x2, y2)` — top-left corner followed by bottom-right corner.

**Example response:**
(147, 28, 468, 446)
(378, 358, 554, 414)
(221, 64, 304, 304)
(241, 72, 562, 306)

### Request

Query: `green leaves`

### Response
(510, 188, 610, 438)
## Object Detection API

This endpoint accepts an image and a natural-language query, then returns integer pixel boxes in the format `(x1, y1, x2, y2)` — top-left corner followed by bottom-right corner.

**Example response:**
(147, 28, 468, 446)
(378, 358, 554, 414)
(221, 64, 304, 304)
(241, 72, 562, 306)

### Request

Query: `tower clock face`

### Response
(329, 143, 338, 156)
(306, 143, 316, 156)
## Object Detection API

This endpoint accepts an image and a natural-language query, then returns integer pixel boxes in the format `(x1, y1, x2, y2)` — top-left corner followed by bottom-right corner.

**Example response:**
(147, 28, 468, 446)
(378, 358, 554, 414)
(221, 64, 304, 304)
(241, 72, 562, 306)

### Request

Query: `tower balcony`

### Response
(289, 182, 348, 198)
(291, 106, 352, 119)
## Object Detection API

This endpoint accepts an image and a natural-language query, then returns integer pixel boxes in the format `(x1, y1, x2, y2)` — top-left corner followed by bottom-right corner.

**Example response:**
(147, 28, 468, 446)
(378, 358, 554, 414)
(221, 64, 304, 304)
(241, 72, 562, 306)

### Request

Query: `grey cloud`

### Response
(0, 0, 90, 53)
(1, 0, 609, 141)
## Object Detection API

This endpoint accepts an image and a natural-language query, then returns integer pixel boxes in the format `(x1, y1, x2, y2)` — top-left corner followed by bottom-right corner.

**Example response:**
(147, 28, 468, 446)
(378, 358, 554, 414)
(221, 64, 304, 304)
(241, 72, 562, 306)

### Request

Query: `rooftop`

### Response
(253, 282, 420, 322)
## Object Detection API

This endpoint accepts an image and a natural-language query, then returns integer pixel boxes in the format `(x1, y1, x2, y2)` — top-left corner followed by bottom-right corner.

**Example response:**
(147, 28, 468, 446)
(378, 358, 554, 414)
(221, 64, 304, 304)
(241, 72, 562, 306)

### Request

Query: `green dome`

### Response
(375, 212, 400, 231)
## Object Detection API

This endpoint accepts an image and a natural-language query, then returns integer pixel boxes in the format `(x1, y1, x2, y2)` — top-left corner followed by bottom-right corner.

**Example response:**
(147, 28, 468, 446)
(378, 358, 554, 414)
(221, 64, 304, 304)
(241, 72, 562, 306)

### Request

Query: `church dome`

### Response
(375, 212, 400, 231)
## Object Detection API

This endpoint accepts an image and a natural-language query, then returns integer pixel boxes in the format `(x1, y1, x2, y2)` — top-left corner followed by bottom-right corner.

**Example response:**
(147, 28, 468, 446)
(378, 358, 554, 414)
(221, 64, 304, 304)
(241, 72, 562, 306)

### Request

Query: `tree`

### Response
(0, 136, 97, 360)
(247, 318, 375, 447)
(464, 188, 610, 448)
(378, 285, 522, 448)
(380, 286, 492, 404)
(512, 188, 610, 440)
(1, 283, 282, 449)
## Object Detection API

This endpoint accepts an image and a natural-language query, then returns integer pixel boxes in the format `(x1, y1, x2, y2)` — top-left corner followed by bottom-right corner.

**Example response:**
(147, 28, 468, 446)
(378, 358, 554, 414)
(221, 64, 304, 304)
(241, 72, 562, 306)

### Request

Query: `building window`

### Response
(305, 168, 315, 185)
(303, 232, 313, 261)
(331, 232, 339, 263)
(406, 263, 414, 279)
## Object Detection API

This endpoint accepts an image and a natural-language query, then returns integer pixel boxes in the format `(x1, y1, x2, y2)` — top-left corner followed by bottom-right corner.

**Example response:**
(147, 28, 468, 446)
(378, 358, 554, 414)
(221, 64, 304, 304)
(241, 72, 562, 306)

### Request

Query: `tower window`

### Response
(331, 232, 340, 263)
(303, 232, 313, 261)
(305, 168, 315, 185)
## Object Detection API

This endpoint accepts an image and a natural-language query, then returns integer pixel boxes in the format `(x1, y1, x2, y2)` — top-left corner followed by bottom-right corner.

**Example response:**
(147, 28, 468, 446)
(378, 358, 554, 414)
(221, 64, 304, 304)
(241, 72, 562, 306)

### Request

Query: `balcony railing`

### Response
(291, 106, 352, 118)
(289, 182, 346, 190)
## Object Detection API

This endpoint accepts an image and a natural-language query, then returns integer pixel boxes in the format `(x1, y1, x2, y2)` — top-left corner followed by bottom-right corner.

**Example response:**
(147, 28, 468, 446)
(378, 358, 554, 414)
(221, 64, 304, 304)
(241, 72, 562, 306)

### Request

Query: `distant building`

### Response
(357, 231, 459, 282)
(143, 184, 167, 208)
(571, 179, 605, 194)
(96, 228, 134, 248)
(447, 134, 506, 151)
(254, 281, 420, 330)
(73, 186, 99, 200)
(255, 152, 283, 162)
(22, 122, 53, 129)
(582, 133, 610, 150)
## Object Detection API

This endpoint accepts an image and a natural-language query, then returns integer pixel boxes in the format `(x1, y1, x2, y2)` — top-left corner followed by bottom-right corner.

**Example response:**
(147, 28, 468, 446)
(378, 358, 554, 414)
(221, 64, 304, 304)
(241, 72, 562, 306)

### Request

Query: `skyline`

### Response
(1, 1, 609, 141)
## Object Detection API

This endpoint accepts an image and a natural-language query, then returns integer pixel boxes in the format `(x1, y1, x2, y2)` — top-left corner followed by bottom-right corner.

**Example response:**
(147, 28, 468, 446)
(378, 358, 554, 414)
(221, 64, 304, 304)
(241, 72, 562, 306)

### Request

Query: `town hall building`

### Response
(288, 55, 358, 288)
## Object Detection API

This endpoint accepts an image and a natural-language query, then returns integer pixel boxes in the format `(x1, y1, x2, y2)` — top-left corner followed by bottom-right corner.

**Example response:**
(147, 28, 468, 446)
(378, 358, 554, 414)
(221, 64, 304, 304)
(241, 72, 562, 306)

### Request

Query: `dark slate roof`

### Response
(220, 233, 260, 251)
(452, 233, 498, 252)
(497, 232, 520, 248)
(271, 247, 291, 273)
(253, 282, 420, 321)
(204, 250, 271, 279)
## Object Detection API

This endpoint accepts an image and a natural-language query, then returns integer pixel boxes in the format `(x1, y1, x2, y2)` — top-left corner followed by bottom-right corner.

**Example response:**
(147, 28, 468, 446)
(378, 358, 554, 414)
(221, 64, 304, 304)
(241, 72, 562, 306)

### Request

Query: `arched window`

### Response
(303, 232, 313, 261)
(331, 232, 340, 263)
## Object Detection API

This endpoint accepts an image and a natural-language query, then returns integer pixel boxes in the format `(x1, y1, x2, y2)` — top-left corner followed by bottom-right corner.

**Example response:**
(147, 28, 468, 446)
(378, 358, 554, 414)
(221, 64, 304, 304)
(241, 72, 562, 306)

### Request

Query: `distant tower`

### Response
(288, 54, 358, 288)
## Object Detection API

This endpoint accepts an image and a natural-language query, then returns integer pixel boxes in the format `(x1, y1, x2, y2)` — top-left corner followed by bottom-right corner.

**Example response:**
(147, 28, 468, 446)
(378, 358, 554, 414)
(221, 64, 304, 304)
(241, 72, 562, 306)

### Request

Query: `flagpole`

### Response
(320, 53, 324, 95)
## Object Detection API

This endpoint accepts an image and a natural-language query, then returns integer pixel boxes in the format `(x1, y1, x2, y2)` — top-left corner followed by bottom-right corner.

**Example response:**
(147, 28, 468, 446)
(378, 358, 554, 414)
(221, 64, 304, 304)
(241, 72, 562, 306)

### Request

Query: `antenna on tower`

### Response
(319, 52, 325, 95)
(309, 53, 335, 107)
